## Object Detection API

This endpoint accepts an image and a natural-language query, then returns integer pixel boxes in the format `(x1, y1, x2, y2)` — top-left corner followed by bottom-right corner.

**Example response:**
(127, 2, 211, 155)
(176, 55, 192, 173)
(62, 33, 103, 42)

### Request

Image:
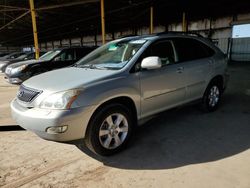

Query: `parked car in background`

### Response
(0, 52, 26, 61)
(10, 33, 229, 156)
(0, 51, 47, 73)
(0, 52, 9, 57)
(5, 47, 96, 84)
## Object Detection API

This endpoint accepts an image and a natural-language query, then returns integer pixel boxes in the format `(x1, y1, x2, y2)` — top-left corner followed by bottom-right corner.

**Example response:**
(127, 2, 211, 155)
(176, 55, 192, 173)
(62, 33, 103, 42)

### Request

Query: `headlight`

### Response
(0, 63, 5, 69)
(39, 90, 81, 110)
(11, 65, 27, 74)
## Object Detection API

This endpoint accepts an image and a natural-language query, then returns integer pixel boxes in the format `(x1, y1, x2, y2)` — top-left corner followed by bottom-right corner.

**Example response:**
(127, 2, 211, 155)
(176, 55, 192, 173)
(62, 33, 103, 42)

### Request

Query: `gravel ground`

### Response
(0, 63, 250, 188)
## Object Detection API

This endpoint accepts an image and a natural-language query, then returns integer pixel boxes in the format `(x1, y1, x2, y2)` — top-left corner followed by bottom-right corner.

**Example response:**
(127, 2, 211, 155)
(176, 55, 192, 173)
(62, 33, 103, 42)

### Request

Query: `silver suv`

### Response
(11, 33, 229, 156)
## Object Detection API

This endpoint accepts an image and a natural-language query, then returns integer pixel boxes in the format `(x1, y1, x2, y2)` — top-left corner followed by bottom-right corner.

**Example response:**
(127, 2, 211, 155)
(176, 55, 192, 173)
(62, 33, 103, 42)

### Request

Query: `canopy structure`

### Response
(0, 0, 250, 46)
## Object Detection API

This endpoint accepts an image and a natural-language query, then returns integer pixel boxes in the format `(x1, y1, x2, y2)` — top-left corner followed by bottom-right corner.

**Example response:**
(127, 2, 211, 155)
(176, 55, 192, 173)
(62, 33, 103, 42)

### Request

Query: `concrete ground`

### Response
(0, 63, 250, 188)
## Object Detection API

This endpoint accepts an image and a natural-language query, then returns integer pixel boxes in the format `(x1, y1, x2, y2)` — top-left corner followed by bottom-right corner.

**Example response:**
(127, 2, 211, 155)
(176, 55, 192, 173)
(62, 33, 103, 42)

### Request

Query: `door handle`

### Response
(176, 67, 184, 73)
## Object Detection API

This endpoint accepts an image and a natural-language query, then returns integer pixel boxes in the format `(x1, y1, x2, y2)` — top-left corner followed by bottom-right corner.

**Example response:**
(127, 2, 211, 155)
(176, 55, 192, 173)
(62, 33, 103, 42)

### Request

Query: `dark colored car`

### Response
(0, 53, 9, 57)
(0, 52, 26, 61)
(4, 47, 96, 84)
(0, 52, 47, 73)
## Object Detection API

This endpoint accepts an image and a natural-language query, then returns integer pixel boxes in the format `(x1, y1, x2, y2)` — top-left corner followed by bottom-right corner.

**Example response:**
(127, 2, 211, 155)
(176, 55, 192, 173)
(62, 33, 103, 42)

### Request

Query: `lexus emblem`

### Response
(17, 90, 24, 98)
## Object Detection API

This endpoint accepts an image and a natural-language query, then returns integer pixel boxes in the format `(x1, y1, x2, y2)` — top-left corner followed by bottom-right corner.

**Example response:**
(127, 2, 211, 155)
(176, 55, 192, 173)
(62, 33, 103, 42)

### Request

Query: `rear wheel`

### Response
(85, 103, 134, 156)
(201, 81, 222, 112)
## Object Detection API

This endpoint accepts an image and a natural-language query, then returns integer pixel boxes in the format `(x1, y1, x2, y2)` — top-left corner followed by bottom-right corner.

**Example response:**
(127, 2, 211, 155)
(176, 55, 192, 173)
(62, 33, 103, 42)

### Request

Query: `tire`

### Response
(201, 81, 222, 112)
(85, 103, 134, 156)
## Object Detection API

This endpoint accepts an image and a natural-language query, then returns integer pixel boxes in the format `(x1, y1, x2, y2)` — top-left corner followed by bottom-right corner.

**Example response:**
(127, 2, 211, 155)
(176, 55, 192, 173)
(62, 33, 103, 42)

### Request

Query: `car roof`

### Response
(122, 32, 205, 41)
(54, 46, 97, 51)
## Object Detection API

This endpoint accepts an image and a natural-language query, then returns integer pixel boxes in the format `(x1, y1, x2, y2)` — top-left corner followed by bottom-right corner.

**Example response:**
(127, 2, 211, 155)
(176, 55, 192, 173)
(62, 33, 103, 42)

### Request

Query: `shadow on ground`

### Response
(76, 62, 250, 170)
(0, 125, 25, 131)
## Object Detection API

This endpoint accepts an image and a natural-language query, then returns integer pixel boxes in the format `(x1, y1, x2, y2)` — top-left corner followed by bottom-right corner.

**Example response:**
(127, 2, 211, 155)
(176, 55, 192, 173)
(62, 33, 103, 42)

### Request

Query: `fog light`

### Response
(46, 125, 68, 134)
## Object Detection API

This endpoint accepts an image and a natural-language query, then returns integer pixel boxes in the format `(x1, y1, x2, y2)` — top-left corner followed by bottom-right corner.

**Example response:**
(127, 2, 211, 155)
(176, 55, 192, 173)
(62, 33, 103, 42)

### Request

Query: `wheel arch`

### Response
(85, 96, 138, 137)
(209, 75, 224, 89)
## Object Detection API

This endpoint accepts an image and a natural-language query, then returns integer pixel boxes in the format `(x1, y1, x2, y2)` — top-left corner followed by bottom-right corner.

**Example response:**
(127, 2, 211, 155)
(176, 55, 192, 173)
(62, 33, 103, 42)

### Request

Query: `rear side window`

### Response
(76, 48, 93, 60)
(173, 38, 215, 62)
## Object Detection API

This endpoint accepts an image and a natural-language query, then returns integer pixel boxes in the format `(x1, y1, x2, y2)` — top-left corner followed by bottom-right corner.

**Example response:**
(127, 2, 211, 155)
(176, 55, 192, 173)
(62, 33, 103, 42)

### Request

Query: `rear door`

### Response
(173, 38, 215, 101)
(140, 40, 187, 117)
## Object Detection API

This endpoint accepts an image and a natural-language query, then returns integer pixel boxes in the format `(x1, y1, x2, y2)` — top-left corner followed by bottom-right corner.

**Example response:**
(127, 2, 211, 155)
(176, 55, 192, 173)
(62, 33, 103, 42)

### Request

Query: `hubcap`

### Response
(208, 86, 220, 107)
(99, 113, 128, 149)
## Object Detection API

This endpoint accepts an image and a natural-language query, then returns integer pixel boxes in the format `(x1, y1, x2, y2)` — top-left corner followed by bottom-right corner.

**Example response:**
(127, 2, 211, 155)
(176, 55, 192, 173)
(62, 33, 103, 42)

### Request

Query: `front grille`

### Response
(17, 85, 42, 103)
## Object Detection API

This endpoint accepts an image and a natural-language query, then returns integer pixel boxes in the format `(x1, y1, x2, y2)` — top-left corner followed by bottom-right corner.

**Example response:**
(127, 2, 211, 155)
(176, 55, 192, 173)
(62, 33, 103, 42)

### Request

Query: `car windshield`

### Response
(76, 38, 147, 70)
(15, 54, 29, 60)
(3, 52, 23, 59)
(39, 50, 61, 61)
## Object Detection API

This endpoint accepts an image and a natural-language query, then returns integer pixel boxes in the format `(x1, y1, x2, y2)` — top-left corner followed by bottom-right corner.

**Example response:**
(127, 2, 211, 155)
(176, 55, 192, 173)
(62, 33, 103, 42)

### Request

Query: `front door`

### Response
(140, 40, 187, 118)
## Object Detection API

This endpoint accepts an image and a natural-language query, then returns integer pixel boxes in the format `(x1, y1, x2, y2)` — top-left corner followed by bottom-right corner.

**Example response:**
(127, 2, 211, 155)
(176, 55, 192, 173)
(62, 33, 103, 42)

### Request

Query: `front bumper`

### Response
(4, 72, 29, 84)
(11, 99, 95, 142)
(4, 76, 23, 84)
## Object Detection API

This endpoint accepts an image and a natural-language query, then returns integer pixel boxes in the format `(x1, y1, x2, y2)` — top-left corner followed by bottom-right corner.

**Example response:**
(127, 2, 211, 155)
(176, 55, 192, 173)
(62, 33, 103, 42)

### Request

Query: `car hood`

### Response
(23, 67, 119, 92)
(8, 58, 27, 63)
(0, 57, 8, 61)
(0, 60, 9, 65)
(9, 59, 43, 68)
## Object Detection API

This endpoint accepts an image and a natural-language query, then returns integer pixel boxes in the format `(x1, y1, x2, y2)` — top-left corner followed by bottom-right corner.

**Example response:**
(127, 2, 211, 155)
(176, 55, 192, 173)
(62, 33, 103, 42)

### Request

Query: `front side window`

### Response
(76, 38, 147, 70)
(150, 41, 176, 66)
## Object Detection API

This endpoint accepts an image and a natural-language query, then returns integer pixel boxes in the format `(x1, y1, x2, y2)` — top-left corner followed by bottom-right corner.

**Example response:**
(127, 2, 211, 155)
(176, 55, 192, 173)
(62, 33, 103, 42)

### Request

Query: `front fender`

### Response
(73, 73, 141, 118)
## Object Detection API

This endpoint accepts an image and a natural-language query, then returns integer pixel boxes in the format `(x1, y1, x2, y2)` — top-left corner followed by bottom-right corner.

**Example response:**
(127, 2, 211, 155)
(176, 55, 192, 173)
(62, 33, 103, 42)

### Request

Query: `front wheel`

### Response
(85, 103, 134, 156)
(201, 81, 222, 112)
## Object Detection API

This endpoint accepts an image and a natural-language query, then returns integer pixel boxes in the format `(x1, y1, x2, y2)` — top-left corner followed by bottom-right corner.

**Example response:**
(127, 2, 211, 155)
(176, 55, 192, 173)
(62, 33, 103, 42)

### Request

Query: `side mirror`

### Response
(141, 56, 162, 70)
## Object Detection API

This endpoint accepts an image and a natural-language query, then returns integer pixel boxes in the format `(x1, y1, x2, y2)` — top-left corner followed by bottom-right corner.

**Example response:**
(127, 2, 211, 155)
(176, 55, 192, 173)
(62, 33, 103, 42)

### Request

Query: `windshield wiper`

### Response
(77, 64, 107, 70)
(78, 64, 97, 69)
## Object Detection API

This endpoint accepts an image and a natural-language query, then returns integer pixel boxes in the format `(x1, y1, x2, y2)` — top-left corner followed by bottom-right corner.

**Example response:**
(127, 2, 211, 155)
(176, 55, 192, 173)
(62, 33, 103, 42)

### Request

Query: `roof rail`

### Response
(156, 31, 204, 38)
(118, 34, 139, 39)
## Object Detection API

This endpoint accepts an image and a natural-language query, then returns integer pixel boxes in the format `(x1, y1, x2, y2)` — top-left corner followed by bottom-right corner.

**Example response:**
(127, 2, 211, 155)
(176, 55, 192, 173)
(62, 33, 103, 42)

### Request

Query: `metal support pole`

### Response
(182, 12, 187, 32)
(94, 34, 97, 46)
(150, 6, 154, 34)
(80, 36, 83, 46)
(29, 0, 39, 59)
(100, 0, 106, 44)
(69, 38, 72, 47)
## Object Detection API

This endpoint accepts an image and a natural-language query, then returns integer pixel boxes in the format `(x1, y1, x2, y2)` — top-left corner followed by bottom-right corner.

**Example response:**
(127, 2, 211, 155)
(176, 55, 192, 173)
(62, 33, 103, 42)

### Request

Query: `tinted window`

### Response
(150, 41, 175, 66)
(76, 48, 93, 59)
(173, 38, 215, 62)
(58, 49, 75, 61)
(131, 40, 176, 72)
